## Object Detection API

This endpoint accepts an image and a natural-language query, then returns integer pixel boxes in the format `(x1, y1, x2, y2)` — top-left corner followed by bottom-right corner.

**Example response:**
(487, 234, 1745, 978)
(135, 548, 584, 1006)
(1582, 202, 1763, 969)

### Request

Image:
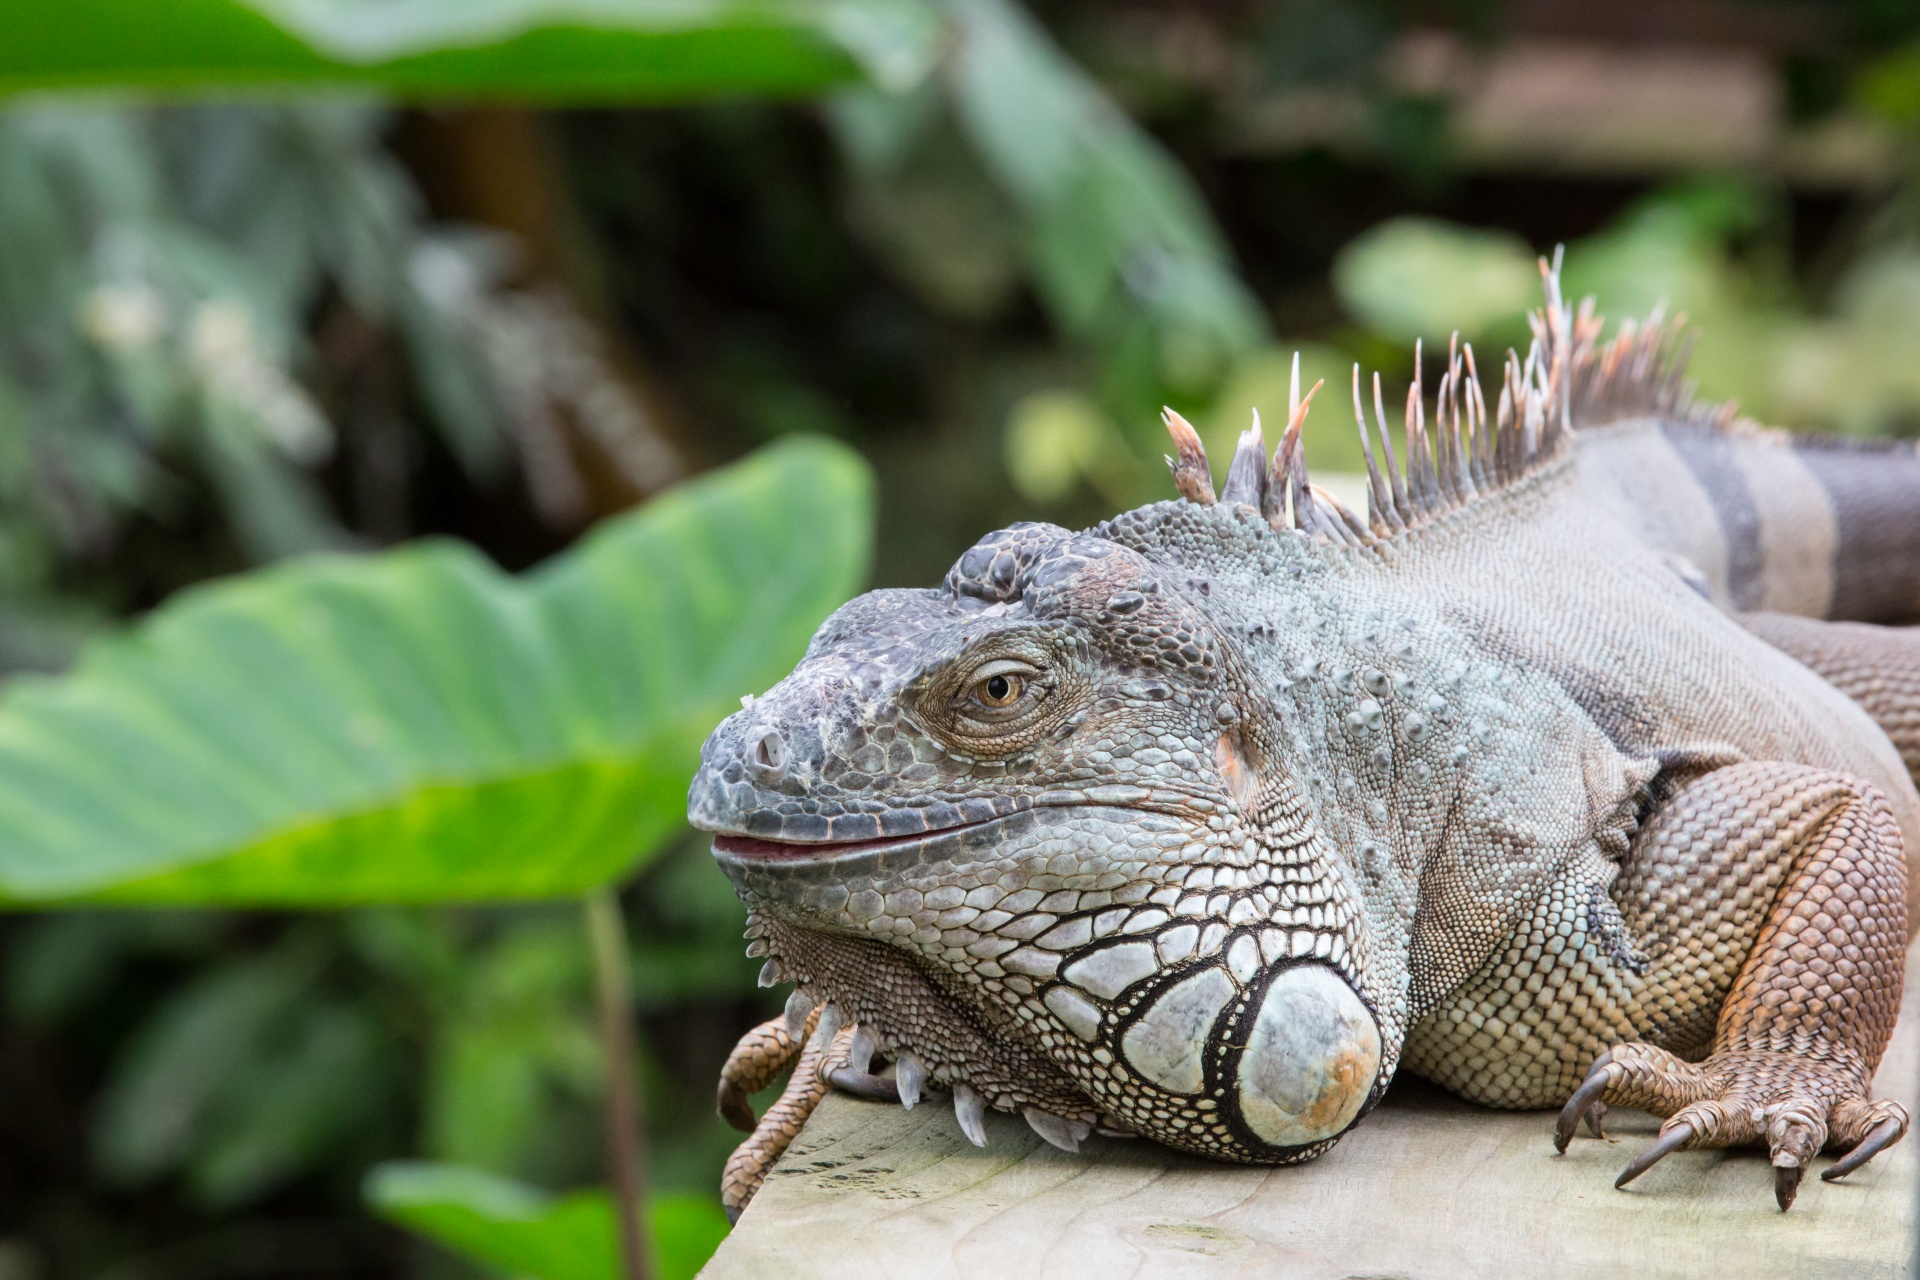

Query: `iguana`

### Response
(690, 269, 1919, 1220)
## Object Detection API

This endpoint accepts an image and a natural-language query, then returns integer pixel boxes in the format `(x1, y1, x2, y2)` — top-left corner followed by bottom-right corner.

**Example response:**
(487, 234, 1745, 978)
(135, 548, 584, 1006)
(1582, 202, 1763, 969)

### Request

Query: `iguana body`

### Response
(1572, 383, 1920, 626)
(692, 279, 1915, 1218)
(1568, 358, 1920, 794)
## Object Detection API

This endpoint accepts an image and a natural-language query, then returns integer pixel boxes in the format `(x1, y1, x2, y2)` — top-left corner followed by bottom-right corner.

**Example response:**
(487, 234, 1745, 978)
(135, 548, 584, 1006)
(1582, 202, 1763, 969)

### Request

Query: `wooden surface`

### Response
(703, 947, 1920, 1280)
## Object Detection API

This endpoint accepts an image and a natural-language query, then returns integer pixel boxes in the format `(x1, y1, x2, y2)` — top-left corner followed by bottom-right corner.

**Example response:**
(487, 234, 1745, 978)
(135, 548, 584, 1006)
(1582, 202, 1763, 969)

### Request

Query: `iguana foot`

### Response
(716, 1013, 810, 1134)
(1553, 764, 1909, 1212)
(1555, 1042, 1910, 1210)
(718, 1012, 912, 1221)
(719, 1010, 839, 1221)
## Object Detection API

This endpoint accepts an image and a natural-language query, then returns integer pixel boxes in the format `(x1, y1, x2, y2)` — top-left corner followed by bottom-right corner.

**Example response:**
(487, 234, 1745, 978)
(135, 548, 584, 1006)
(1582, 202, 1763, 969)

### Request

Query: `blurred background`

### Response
(3, 0, 1920, 1276)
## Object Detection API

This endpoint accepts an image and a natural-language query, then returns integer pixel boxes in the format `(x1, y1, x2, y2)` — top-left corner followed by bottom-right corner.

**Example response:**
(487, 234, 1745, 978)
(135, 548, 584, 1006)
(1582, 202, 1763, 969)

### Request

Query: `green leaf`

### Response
(1858, 42, 1920, 126)
(0, 436, 873, 904)
(366, 1161, 730, 1280)
(0, 0, 939, 101)
(185, 997, 390, 1206)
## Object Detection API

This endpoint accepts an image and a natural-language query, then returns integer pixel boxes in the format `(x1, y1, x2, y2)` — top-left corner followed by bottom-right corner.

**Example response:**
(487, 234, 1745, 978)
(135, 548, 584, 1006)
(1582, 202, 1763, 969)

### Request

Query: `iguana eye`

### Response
(978, 673, 1023, 706)
(958, 659, 1040, 718)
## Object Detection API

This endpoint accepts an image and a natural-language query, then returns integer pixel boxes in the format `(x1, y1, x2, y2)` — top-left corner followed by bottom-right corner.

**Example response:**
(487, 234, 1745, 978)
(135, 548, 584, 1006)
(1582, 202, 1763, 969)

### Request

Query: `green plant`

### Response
(0, 437, 868, 904)
(0, 0, 940, 100)
(0, 437, 873, 1277)
(832, 0, 1268, 421)
(0, 96, 692, 665)
(368, 1162, 730, 1280)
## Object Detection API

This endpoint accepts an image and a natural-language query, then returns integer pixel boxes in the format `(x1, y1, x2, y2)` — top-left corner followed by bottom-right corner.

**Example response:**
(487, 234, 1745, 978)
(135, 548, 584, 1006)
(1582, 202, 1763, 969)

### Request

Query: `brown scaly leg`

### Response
(718, 1016, 901, 1221)
(717, 1009, 906, 1140)
(716, 1014, 811, 1134)
(721, 1011, 825, 1221)
(1555, 762, 1910, 1210)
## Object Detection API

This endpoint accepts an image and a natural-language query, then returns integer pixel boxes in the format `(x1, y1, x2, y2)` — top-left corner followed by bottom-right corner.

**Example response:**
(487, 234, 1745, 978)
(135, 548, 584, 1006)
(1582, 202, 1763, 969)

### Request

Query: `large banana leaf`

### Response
(0, 436, 872, 905)
(0, 0, 937, 100)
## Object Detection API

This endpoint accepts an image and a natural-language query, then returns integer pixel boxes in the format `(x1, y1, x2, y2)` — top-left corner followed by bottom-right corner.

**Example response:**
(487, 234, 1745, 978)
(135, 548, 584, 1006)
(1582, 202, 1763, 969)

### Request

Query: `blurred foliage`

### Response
(7, 2, 1920, 1279)
(832, 0, 1269, 423)
(0, 436, 870, 904)
(2, 835, 767, 1274)
(0, 102, 394, 623)
(1332, 218, 1535, 350)
(0, 0, 938, 100)
(0, 98, 690, 668)
(367, 1163, 728, 1280)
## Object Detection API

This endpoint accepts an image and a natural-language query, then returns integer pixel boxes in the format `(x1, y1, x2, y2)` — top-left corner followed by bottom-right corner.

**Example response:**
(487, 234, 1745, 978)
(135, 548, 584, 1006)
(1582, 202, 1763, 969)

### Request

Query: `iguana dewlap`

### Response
(691, 275, 1917, 1219)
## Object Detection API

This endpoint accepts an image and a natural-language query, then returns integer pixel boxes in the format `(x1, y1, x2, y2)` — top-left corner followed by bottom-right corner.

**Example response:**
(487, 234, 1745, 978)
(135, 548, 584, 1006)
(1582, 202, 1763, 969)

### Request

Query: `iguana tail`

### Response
(1576, 423, 1920, 625)
(1499, 272, 1920, 624)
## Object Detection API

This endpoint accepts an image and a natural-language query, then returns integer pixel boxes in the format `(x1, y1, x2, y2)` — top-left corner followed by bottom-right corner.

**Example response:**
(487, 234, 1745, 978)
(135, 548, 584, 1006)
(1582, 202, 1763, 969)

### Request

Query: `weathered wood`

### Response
(704, 947, 1920, 1279)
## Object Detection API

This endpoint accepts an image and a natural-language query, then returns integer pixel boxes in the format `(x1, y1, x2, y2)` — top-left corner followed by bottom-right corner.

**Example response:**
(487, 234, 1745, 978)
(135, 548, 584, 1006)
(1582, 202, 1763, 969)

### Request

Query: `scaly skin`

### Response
(716, 1014, 809, 1134)
(718, 1011, 830, 1221)
(1740, 614, 1920, 784)
(1574, 413, 1920, 625)
(692, 277, 1918, 1215)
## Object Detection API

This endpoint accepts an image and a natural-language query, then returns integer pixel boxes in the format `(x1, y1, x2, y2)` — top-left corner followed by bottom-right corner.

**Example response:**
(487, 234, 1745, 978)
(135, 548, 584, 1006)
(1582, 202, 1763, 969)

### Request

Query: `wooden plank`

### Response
(704, 946, 1920, 1280)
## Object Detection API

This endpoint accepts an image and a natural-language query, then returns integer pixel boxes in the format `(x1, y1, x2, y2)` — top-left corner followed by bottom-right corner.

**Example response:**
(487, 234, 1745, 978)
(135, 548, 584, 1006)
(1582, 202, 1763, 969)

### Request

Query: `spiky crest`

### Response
(1161, 408, 1215, 506)
(1156, 251, 1740, 549)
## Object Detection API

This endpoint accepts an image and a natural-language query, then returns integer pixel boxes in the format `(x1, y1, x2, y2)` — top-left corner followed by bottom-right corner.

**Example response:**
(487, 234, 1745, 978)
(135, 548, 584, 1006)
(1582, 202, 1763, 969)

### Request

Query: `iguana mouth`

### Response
(711, 814, 1008, 863)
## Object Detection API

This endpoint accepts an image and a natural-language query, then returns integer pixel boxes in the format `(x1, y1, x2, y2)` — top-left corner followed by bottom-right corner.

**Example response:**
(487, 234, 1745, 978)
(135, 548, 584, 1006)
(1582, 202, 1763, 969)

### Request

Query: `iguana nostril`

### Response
(748, 728, 787, 780)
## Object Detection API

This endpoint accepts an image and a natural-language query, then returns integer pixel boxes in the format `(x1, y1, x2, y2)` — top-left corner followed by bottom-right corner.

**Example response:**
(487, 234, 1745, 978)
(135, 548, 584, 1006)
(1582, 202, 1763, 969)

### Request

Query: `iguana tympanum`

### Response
(691, 270, 1920, 1219)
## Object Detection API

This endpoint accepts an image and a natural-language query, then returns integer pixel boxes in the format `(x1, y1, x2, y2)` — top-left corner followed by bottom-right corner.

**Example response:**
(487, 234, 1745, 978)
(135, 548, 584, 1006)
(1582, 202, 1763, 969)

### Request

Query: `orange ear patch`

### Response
(1215, 731, 1258, 811)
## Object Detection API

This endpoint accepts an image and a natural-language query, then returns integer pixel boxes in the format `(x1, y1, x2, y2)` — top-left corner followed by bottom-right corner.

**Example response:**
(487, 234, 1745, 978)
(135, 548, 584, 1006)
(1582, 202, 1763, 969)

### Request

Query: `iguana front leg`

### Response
(716, 1013, 899, 1221)
(718, 1012, 826, 1220)
(1553, 762, 1909, 1209)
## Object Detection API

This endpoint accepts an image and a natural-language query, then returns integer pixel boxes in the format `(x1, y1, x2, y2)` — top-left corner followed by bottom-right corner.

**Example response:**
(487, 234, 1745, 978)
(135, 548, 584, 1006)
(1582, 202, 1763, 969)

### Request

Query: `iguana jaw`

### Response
(748, 910, 1106, 1136)
(712, 797, 1388, 1162)
(710, 813, 1009, 864)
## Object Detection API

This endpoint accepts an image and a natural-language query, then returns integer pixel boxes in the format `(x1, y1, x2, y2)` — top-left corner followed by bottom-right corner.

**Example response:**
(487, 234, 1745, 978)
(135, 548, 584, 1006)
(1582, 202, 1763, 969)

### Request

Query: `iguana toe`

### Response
(826, 1063, 902, 1103)
(1823, 1112, 1906, 1180)
(1613, 1123, 1694, 1189)
(1556, 1040, 1910, 1211)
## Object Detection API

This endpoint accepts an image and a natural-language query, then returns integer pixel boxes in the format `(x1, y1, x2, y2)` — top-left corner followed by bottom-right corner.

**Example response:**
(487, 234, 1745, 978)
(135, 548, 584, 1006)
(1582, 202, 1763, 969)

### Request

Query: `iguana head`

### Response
(689, 497, 1390, 1162)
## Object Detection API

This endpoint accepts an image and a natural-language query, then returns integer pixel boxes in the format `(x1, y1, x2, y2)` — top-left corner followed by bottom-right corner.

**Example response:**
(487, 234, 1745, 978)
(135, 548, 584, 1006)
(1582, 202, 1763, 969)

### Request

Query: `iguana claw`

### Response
(1823, 1115, 1904, 1181)
(1773, 1160, 1803, 1212)
(717, 1078, 758, 1133)
(1553, 1053, 1613, 1153)
(827, 1064, 901, 1103)
(1614, 1122, 1694, 1189)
